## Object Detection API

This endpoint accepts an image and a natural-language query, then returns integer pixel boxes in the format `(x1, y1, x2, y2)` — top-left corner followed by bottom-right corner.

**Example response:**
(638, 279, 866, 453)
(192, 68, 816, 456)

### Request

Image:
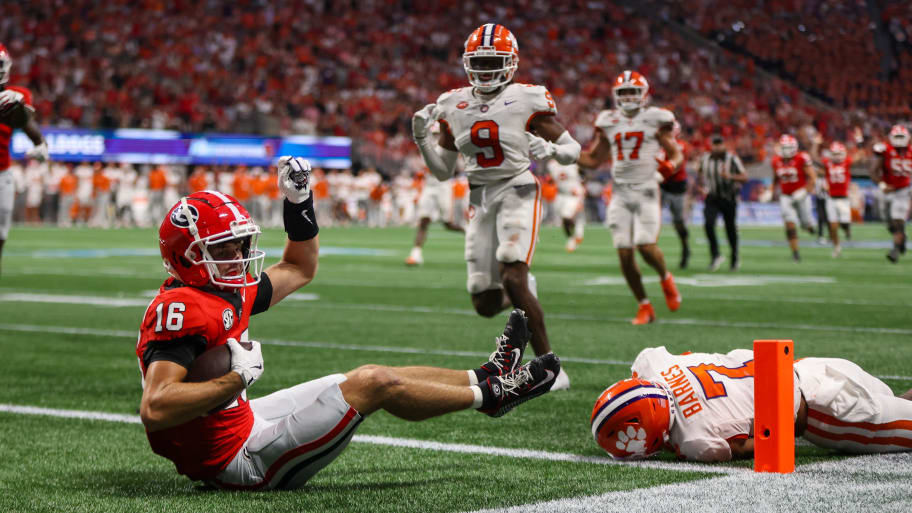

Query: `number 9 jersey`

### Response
(434, 83, 557, 185)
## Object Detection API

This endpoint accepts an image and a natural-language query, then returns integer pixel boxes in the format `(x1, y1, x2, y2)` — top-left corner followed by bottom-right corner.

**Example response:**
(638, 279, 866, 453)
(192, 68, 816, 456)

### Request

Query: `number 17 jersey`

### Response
(435, 83, 557, 185)
(594, 107, 675, 184)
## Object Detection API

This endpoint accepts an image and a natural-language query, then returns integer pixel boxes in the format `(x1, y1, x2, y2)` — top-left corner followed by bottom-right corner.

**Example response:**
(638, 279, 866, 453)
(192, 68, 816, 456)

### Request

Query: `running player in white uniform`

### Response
(547, 159, 586, 252)
(592, 346, 912, 462)
(578, 71, 683, 325)
(412, 23, 580, 390)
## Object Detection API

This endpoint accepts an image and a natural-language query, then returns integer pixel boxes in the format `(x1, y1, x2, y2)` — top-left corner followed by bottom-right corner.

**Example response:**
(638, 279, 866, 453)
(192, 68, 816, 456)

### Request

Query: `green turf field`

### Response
(1, 223, 911, 512)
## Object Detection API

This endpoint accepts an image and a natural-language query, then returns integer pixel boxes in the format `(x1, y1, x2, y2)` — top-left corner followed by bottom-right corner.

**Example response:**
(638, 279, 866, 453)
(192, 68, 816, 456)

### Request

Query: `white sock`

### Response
(466, 370, 478, 386)
(470, 385, 484, 408)
(639, 298, 651, 305)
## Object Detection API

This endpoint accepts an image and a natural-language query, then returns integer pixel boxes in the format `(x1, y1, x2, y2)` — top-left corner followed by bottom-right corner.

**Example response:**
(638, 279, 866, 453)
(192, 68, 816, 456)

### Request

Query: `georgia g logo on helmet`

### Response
(169, 204, 199, 228)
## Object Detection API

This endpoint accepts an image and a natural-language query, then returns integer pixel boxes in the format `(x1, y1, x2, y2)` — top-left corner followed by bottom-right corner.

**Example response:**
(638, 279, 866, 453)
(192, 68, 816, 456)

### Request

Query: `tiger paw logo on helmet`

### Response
(615, 426, 649, 456)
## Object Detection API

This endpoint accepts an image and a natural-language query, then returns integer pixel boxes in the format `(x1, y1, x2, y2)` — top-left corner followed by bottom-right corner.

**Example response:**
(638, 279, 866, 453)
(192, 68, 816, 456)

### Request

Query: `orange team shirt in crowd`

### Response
(266, 171, 280, 200)
(148, 167, 168, 191)
(59, 173, 78, 195)
(313, 177, 329, 200)
(232, 172, 252, 202)
(369, 183, 388, 201)
(93, 171, 112, 194)
(452, 179, 468, 199)
(188, 172, 209, 192)
(250, 174, 268, 197)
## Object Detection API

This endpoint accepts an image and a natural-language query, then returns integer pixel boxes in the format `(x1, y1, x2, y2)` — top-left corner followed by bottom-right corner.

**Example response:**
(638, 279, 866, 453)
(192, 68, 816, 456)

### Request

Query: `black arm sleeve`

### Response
(252, 271, 273, 316)
(143, 335, 208, 370)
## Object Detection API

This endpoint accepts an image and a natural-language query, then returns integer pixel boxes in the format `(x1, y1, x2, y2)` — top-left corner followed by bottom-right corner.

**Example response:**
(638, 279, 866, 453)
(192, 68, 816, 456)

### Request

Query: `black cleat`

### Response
(477, 353, 561, 418)
(887, 249, 900, 263)
(473, 309, 531, 383)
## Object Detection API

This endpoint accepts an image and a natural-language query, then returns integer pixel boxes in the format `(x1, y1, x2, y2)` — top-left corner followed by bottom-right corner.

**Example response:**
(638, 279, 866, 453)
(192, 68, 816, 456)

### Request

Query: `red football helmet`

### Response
(889, 124, 910, 148)
(778, 134, 798, 159)
(829, 142, 847, 163)
(591, 378, 674, 460)
(612, 71, 649, 114)
(158, 190, 265, 289)
(463, 24, 519, 93)
(0, 44, 11, 85)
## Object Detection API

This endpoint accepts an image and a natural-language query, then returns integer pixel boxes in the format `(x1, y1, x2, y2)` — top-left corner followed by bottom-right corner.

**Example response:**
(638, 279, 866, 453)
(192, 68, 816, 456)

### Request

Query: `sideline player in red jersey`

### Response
(0, 43, 48, 275)
(592, 346, 912, 462)
(578, 70, 683, 325)
(816, 142, 853, 257)
(136, 156, 560, 489)
(871, 124, 912, 263)
(659, 122, 690, 269)
(771, 134, 816, 262)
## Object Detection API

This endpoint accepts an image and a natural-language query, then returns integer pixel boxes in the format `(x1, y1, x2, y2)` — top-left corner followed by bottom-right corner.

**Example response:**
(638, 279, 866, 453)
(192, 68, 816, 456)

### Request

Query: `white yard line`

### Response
(467, 452, 912, 513)
(1, 322, 910, 381)
(0, 403, 735, 476)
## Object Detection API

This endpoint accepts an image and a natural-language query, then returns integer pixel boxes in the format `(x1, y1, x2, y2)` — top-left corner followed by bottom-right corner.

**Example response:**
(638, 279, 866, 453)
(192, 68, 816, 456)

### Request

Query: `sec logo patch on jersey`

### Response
(222, 308, 234, 331)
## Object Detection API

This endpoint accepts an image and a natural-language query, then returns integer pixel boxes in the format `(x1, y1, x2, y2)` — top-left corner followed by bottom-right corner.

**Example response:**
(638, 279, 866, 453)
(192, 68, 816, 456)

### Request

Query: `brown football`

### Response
(185, 341, 251, 413)
(0, 102, 29, 129)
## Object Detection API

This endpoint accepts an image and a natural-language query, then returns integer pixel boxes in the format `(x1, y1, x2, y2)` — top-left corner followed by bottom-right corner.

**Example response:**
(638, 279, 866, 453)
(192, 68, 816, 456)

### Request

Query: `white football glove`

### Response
(412, 103, 437, 141)
(526, 132, 556, 160)
(226, 338, 264, 389)
(26, 141, 48, 162)
(277, 156, 312, 203)
(0, 89, 24, 111)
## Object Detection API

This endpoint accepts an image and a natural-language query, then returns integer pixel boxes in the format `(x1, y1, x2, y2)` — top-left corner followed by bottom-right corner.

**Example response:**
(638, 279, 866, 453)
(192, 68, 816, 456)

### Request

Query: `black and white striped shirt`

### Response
(699, 151, 745, 200)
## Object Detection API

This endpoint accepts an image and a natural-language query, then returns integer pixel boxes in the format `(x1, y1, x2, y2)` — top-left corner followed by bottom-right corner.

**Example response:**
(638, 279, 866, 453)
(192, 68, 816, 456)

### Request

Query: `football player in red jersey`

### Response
(659, 121, 691, 269)
(815, 142, 853, 257)
(0, 44, 48, 275)
(136, 157, 560, 489)
(871, 125, 912, 263)
(771, 134, 816, 262)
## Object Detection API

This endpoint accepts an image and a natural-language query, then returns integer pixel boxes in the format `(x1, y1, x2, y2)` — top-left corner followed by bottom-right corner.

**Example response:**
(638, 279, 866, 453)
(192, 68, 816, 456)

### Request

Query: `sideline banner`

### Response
(10, 128, 351, 168)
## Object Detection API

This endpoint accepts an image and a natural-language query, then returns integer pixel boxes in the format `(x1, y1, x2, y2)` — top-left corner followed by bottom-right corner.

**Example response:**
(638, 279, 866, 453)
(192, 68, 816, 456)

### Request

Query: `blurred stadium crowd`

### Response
(1, 0, 909, 228)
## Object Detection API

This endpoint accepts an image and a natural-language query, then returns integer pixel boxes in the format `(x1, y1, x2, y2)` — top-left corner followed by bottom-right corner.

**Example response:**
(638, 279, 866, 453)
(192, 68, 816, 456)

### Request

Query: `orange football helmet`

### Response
(612, 70, 649, 114)
(778, 134, 798, 159)
(889, 124, 910, 148)
(829, 142, 847, 163)
(591, 378, 674, 460)
(463, 24, 519, 93)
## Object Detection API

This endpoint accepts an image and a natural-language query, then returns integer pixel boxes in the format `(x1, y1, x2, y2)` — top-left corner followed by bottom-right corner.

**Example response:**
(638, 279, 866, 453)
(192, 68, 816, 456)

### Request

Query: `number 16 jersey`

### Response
(435, 83, 557, 185)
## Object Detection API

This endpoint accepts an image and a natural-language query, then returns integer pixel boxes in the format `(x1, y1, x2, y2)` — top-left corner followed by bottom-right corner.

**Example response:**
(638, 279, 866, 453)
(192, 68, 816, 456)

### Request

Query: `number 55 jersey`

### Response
(631, 346, 797, 462)
(434, 83, 557, 186)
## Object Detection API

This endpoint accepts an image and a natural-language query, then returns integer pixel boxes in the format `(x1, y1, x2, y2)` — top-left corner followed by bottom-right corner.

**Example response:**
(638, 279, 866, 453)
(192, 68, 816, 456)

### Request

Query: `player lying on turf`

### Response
(592, 346, 912, 462)
(136, 156, 560, 489)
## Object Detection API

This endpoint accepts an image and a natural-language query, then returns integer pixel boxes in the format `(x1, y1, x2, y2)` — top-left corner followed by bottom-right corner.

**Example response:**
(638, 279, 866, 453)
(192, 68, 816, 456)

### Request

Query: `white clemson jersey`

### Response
(435, 83, 557, 185)
(631, 346, 756, 462)
(547, 160, 583, 195)
(594, 106, 675, 184)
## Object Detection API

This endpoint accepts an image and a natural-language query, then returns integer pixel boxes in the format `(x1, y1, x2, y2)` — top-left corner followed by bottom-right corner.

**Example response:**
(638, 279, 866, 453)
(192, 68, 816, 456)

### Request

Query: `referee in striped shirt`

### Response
(697, 134, 747, 270)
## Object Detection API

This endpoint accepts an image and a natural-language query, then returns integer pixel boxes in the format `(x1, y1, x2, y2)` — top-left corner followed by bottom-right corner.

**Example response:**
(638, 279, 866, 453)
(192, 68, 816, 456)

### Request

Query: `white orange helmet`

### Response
(591, 378, 674, 460)
(612, 71, 649, 114)
(463, 24, 519, 93)
(829, 142, 847, 163)
(888, 124, 910, 148)
(0, 44, 11, 85)
(778, 134, 799, 159)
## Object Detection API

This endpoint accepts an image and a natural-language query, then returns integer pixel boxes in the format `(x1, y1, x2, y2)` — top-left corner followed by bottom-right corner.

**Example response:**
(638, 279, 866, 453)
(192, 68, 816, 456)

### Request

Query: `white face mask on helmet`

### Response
(889, 125, 910, 149)
(778, 135, 799, 159)
(612, 71, 649, 114)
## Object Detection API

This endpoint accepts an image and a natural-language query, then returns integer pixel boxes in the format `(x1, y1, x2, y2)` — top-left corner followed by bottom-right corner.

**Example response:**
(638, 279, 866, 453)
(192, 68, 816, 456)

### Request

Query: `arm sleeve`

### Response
(251, 271, 273, 315)
(416, 137, 458, 181)
(142, 335, 208, 370)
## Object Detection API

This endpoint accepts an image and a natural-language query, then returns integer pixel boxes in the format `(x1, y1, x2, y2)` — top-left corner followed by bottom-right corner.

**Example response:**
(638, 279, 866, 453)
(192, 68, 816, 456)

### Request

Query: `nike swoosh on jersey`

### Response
(504, 100, 517, 105)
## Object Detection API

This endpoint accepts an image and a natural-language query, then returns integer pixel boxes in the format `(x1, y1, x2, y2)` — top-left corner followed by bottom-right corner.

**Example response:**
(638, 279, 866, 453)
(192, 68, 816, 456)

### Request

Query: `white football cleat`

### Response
(565, 237, 578, 253)
(550, 367, 571, 391)
(405, 247, 423, 266)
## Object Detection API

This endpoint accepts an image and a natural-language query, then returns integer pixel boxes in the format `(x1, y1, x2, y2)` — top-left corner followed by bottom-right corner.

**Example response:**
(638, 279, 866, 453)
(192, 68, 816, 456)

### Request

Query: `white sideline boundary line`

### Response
(2, 322, 911, 381)
(0, 403, 736, 476)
